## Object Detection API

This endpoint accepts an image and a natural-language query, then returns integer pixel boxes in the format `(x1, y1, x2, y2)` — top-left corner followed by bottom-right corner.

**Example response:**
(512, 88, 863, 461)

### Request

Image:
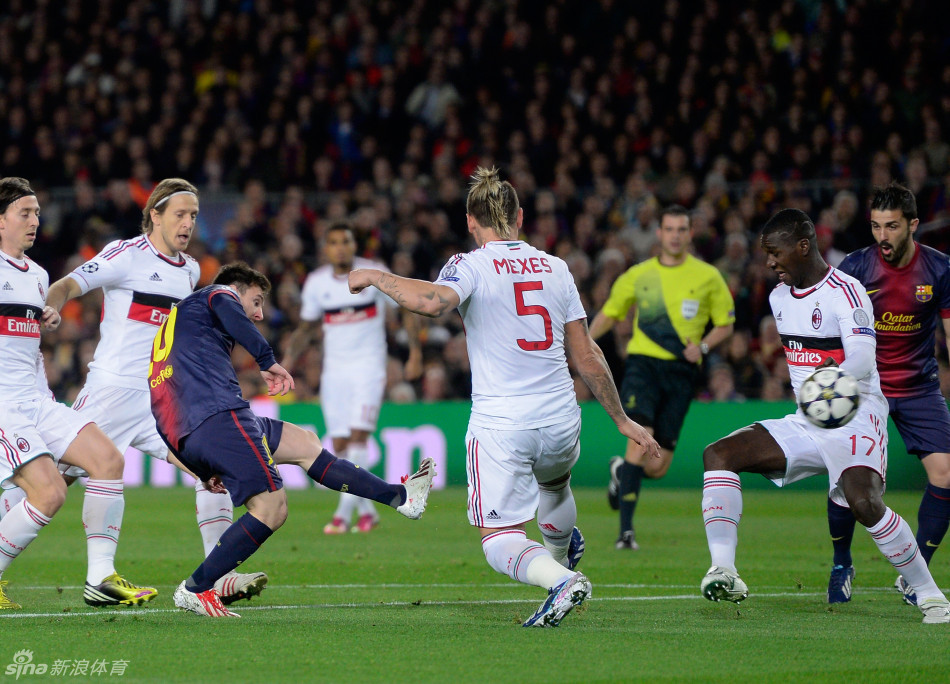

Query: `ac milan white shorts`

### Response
(60, 384, 170, 479)
(321, 367, 386, 438)
(0, 396, 94, 489)
(757, 396, 888, 507)
(465, 409, 582, 528)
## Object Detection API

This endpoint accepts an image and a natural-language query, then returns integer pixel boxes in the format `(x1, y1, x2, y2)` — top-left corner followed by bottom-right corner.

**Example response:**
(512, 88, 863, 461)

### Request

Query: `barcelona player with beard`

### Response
(825, 183, 950, 606)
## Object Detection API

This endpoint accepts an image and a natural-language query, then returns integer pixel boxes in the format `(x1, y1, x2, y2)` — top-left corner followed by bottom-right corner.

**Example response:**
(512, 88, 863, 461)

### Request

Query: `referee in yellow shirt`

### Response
(590, 205, 735, 549)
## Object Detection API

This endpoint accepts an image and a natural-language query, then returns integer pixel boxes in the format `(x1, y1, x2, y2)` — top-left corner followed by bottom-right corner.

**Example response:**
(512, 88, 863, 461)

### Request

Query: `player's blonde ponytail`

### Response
(466, 167, 520, 240)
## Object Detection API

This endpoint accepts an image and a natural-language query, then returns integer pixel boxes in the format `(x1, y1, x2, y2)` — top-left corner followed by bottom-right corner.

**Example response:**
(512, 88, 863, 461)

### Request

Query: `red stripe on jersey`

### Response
(790, 267, 832, 298)
(207, 289, 239, 307)
(783, 346, 846, 366)
(0, 315, 41, 338)
(103, 240, 139, 260)
(829, 274, 862, 308)
(3, 258, 29, 272)
(153, 251, 186, 267)
(323, 304, 377, 324)
(127, 301, 171, 326)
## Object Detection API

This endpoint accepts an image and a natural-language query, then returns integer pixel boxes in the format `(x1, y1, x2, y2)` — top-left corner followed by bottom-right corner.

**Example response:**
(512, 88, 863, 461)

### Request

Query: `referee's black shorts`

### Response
(619, 354, 700, 451)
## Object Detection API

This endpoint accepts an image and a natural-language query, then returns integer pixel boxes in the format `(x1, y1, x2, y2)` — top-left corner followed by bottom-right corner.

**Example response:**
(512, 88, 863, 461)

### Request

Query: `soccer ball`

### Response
(798, 366, 860, 429)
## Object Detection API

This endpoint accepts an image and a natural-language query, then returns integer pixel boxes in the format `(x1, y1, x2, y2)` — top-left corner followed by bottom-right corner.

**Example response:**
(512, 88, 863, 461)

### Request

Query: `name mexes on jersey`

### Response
(492, 257, 552, 275)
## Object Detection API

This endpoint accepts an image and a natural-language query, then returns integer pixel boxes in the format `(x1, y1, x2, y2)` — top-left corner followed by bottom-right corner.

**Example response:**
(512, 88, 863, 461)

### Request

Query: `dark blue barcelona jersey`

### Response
(148, 284, 277, 451)
(838, 243, 950, 397)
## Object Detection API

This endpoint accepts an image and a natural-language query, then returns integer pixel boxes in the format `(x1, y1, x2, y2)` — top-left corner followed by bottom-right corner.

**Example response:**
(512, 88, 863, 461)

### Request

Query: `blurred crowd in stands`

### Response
(3, 0, 950, 404)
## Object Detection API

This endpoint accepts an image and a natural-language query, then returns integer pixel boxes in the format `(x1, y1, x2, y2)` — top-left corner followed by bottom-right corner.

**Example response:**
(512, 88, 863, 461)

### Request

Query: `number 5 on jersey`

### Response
(514, 281, 553, 351)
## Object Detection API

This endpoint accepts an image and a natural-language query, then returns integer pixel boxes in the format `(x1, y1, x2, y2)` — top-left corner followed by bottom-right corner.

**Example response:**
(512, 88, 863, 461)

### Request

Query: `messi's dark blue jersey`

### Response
(149, 284, 277, 451)
(838, 243, 950, 397)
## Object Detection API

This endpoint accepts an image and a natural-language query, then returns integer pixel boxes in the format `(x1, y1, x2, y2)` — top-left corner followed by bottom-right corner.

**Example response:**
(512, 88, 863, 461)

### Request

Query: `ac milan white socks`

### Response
(702, 470, 743, 571)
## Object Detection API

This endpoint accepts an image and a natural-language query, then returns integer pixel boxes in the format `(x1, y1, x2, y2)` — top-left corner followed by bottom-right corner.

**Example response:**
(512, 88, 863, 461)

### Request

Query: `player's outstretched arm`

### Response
(261, 362, 295, 396)
(349, 268, 460, 318)
(564, 318, 661, 459)
(45, 276, 83, 313)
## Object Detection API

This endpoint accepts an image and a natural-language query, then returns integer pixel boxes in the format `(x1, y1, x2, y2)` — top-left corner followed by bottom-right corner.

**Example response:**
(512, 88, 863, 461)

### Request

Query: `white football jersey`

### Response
(437, 240, 586, 428)
(770, 266, 885, 405)
(299, 257, 396, 370)
(0, 250, 49, 401)
(68, 234, 199, 390)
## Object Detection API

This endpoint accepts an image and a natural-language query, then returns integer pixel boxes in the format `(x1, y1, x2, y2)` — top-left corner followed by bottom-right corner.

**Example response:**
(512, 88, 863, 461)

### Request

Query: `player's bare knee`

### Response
(270, 496, 289, 530)
(249, 489, 288, 530)
(29, 479, 67, 517)
(923, 453, 950, 488)
(306, 429, 323, 453)
(846, 491, 885, 527)
(644, 458, 672, 479)
(703, 441, 731, 471)
(87, 447, 124, 480)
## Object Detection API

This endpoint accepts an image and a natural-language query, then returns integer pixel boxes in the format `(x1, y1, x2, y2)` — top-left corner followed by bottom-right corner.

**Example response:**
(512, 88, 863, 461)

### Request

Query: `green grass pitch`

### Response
(1, 484, 948, 683)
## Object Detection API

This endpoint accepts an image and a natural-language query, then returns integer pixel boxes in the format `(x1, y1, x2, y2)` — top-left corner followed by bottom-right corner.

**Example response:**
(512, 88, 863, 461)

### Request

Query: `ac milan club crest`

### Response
(38, 281, 44, 298)
(811, 307, 822, 329)
(16, 437, 30, 452)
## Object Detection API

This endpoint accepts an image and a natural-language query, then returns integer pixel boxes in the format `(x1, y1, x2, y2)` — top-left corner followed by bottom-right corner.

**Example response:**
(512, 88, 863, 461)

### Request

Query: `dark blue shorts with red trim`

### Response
(176, 408, 284, 507)
(888, 387, 950, 457)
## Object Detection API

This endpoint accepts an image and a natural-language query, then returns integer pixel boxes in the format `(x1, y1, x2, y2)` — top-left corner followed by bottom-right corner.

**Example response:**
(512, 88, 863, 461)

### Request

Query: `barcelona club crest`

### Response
(916, 284, 933, 302)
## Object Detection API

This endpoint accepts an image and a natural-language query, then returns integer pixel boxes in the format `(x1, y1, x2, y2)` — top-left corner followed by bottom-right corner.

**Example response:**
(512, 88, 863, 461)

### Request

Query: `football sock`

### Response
(481, 529, 572, 589)
(0, 500, 50, 577)
(0, 487, 26, 520)
(349, 443, 377, 518)
(307, 448, 404, 508)
(702, 470, 742, 571)
(916, 483, 950, 565)
(194, 480, 234, 557)
(537, 476, 576, 566)
(827, 498, 856, 567)
(867, 507, 943, 601)
(618, 462, 643, 535)
(185, 513, 273, 593)
(83, 479, 124, 584)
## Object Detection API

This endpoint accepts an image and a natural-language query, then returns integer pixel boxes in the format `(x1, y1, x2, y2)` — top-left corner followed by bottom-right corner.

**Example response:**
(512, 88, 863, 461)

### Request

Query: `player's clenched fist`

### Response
(348, 268, 378, 294)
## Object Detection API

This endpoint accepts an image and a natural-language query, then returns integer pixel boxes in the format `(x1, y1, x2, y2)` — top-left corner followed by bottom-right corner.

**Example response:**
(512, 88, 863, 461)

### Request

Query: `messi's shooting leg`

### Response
(275, 422, 434, 519)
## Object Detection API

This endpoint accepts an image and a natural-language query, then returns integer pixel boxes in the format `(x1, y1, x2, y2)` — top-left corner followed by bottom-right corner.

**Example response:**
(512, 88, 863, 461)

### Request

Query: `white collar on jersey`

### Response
(144, 234, 186, 265)
(0, 247, 28, 266)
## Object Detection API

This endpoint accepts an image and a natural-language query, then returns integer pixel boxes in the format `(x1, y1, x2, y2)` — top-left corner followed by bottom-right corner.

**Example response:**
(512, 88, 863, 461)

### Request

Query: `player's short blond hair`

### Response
(141, 178, 199, 234)
(465, 166, 519, 240)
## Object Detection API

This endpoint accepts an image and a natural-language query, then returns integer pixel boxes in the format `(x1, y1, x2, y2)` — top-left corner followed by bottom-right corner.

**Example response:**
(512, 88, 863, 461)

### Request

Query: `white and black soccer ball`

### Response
(798, 366, 860, 429)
